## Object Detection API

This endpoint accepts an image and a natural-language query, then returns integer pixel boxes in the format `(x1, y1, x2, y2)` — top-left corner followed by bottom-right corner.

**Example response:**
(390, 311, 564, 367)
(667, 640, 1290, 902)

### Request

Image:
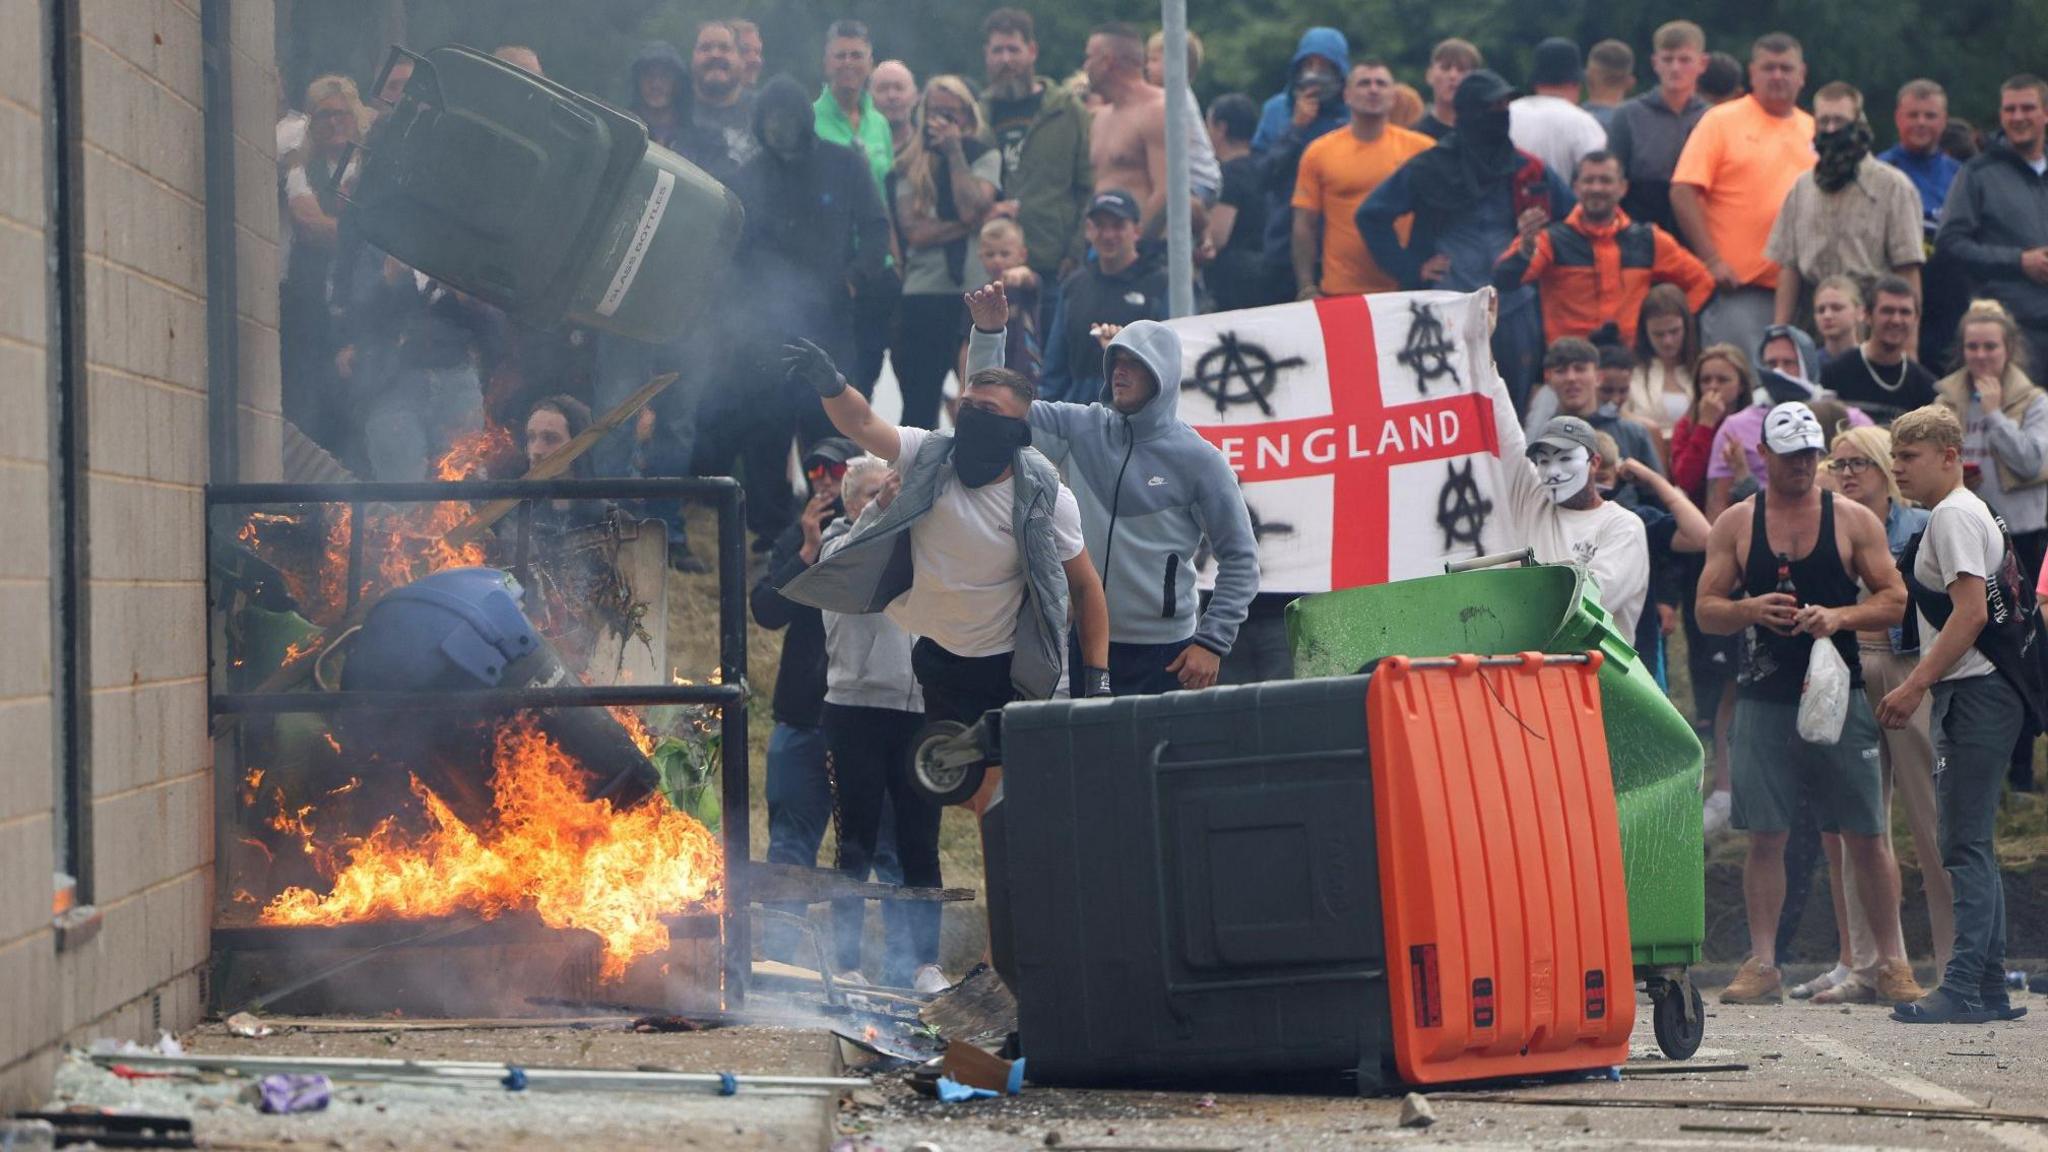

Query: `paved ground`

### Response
(42, 972, 2033, 1150)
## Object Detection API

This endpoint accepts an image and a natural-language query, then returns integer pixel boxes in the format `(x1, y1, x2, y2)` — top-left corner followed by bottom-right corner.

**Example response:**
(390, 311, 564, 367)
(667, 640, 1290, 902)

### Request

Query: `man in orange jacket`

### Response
(1494, 150, 1715, 346)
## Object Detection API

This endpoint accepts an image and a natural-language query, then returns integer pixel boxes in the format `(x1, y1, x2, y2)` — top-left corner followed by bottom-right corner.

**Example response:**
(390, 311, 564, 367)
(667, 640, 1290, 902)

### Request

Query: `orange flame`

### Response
(609, 707, 660, 758)
(261, 716, 723, 981)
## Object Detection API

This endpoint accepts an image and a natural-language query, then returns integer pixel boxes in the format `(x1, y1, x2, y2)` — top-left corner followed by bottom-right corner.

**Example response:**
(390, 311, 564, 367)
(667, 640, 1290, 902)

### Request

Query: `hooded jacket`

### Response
(752, 437, 864, 728)
(731, 77, 891, 369)
(1937, 139, 2048, 329)
(1253, 28, 1352, 275)
(819, 516, 924, 714)
(983, 77, 1094, 280)
(969, 321, 1260, 654)
(627, 41, 731, 177)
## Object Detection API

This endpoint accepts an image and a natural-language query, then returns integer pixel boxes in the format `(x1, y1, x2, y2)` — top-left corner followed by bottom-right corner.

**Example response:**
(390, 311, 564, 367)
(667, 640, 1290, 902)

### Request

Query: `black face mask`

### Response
(952, 404, 1032, 488)
(1814, 120, 1873, 193)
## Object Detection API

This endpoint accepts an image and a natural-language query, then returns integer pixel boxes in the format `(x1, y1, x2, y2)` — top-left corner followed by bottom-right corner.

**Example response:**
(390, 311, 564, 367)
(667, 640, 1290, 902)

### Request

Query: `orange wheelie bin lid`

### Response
(1366, 653, 1635, 1084)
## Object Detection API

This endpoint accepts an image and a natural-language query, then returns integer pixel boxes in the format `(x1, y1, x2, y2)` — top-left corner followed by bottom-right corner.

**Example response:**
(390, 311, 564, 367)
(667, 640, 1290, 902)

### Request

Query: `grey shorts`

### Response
(1729, 694, 1888, 837)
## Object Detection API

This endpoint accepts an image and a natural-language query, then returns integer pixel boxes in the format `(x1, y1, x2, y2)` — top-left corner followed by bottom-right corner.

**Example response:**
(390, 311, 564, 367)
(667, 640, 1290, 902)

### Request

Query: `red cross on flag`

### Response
(1175, 290, 1515, 595)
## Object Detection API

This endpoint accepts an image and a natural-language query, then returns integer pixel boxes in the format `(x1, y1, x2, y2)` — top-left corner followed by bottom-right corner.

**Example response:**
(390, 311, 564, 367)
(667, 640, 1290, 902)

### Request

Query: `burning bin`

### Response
(344, 46, 741, 343)
(984, 655, 1645, 1093)
(1287, 563, 1706, 1053)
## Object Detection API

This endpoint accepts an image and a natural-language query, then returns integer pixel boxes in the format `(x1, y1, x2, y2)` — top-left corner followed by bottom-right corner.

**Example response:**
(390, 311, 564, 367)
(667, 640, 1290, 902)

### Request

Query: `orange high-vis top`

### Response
(1494, 205, 1716, 346)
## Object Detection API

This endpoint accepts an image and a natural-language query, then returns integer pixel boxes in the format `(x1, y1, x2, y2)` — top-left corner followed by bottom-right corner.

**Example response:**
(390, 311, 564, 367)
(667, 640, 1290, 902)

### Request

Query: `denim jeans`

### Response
(592, 334, 697, 546)
(1931, 674, 2023, 1000)
(363, 364, 482, 481)
(762, 721, 831, 962)
(1069, 635, 1192, 697)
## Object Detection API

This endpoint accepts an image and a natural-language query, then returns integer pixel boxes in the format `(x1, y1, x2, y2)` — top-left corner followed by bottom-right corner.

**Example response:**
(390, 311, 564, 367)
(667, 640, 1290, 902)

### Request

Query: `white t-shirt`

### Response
(886, 426, 1086, 658)
(1509, 95, 1609, 184)
(1914, 486, 2004, 682)
(1499, 452, 1649, 640)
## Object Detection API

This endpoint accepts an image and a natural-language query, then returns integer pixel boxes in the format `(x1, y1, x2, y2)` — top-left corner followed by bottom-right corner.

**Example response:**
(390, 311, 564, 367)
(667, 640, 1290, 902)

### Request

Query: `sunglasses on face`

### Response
(806, 461, 847, 485)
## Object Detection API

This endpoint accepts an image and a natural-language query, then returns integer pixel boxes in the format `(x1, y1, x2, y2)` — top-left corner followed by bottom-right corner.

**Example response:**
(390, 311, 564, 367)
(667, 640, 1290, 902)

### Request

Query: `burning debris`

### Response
(261, 714, 722, 981)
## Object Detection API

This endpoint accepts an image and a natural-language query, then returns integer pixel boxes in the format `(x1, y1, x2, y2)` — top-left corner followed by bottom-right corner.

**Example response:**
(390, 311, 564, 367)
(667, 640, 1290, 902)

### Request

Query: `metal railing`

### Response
(204, 475, 752, 1005)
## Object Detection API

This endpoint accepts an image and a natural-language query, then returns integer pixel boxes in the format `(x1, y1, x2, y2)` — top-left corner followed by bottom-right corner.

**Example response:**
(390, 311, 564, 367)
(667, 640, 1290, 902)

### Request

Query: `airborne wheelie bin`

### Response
(341, 45, 742, 343)
(1286, 558, 1706, 1058)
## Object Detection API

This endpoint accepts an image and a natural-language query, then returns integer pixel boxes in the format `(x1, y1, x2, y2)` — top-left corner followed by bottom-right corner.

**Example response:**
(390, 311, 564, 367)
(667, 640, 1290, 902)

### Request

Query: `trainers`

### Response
(912, 964, 951, 995)
(1703, 790, 1733, 837)
(1812, 977, 1876, 1005)
(1790, 963, 1851, 1000)
(1873, 960, 1926, 1004)
(1720, 957, 1784, 1004)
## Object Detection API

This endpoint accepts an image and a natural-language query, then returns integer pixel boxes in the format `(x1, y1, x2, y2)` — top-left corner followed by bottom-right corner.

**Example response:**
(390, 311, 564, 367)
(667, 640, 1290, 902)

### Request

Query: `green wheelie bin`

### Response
(1287, 555, 1706, 1058)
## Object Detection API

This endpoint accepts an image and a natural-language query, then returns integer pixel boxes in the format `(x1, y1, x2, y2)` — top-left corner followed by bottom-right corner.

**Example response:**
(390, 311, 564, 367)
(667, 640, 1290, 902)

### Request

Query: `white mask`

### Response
(1532, 444, 1591, 505)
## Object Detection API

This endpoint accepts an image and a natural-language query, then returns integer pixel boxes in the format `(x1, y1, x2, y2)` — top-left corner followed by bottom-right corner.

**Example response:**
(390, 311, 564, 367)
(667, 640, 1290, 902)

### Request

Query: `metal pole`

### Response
(717, 483, 749, 1007)
(1162, 0, 1193, 318)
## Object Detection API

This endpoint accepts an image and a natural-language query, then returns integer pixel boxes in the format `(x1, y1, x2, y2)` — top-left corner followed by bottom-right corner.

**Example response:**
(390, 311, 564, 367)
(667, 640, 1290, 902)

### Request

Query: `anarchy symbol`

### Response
(1437, 460, 1492, 552)
(1193, 332, 1305, 416)
(1397, 301, 1461, 394)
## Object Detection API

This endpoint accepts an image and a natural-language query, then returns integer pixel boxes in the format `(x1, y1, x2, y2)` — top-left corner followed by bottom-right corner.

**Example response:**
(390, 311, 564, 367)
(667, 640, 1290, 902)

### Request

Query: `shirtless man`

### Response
(1083, 23, 1168, 229)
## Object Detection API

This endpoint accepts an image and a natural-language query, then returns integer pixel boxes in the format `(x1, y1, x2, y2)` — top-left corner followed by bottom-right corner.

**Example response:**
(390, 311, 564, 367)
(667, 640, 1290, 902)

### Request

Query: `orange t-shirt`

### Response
(1669, 95, 1815, 289)
(1292, 124, 1435, 294)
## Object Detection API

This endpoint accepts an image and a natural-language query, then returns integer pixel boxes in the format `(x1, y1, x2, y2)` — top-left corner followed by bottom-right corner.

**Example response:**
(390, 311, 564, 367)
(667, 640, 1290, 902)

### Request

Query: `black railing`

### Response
(204, 476, 752, 1005)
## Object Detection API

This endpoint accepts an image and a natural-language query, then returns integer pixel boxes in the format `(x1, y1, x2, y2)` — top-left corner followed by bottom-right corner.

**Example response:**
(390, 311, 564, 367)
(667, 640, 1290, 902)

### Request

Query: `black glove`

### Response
(783, 338, 847, 398)
(1081, 666, 1113, 698)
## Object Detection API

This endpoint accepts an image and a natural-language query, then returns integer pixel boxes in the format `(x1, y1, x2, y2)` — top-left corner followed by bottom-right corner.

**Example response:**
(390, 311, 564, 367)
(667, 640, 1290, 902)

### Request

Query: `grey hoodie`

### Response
(970, 321, 1260, 653)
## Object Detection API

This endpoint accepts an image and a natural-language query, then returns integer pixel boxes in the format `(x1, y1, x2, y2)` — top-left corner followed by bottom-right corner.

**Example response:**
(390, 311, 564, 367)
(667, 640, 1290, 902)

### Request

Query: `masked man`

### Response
(777, 340, 1113, 737)
(1500, 413, 1650, 639)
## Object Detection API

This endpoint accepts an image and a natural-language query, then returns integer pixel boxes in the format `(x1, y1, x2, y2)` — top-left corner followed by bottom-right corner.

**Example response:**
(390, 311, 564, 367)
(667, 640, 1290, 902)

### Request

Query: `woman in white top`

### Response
(1627, 283, 1698, 433)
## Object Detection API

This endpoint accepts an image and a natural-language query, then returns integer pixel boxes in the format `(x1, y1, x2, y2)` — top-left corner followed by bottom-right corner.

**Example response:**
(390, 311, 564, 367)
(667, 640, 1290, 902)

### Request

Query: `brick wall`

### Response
(0, 0, 280, 1110)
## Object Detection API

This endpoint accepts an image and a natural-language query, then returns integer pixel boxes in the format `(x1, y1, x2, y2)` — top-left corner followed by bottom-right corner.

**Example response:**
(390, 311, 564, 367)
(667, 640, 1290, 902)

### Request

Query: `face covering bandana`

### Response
(1532, 444, 1592, 505)
(1813, 119, 1873, 193)
(952, 404, 1032, 487)
(1596, 400, 1623, 420)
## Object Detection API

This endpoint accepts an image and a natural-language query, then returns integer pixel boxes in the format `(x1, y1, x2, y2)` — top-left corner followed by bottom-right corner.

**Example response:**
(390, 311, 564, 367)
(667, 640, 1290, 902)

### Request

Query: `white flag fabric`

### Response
(1171, 290, 1516, 594)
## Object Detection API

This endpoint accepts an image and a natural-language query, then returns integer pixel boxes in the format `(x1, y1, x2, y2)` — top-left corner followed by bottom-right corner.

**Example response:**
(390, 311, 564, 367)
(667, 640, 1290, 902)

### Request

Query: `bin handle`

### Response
(1445, 548, 1535, 574)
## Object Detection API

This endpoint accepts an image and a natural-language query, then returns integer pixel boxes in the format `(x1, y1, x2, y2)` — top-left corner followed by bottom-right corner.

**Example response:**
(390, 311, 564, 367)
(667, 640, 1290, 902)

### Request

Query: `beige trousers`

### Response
(1856, 647, 1953, 976)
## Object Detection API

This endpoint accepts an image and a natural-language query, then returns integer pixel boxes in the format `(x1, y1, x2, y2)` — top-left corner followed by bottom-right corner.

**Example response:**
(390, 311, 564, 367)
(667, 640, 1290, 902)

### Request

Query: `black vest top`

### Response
(1737, 490, 1864, 703)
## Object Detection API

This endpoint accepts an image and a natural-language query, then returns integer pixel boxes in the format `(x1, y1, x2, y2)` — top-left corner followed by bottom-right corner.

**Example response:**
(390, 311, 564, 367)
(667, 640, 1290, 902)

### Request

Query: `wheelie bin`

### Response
(341, 46, 742, 343)
(1286, 557, 1706, 1059)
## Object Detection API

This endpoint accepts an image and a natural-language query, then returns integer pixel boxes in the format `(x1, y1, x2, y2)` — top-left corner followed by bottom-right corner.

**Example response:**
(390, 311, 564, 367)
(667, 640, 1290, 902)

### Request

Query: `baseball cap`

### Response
(1086, 189, 1141, 222)
(1763, 401, 1826, 455)
(1528, 415, 1600, 458)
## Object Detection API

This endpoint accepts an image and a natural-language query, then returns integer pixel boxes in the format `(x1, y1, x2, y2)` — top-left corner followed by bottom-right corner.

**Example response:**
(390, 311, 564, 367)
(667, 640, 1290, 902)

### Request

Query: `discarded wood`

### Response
(1679, 1123, 1773, 1135)
(753, 959, 934, 1008)
(744, 861, 978, 904)
(1620, 1061, 1750, 1075)
(91, 1051, 868, 1095)
(245, 1015, 631, 1034)
(1446, 1092, 2048, 1126)
(444, 372, 678, 548)
(920, 963, 1017, 1043)
(1050, 1146, 1242, 1152)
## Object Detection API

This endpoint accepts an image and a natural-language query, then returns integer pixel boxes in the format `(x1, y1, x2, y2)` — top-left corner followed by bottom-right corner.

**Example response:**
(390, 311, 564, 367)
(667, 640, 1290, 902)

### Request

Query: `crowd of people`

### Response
(272, 15, 2047, 1018)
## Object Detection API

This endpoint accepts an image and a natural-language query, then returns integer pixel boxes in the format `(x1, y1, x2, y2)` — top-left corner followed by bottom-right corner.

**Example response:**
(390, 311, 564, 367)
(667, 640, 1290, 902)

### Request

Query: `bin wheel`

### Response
(909, 721, 988, 806)
(1652, 978, 1704, 1060)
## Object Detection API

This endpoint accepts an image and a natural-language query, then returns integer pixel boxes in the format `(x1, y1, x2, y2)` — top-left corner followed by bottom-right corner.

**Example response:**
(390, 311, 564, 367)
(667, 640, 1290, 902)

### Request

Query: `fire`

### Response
(261, 716, 722, 981)
(609, 707, 660, 757)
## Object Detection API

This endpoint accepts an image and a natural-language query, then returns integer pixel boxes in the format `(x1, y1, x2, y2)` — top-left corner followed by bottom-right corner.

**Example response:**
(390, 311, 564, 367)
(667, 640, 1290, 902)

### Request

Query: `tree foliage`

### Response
(279, 0, 2048, 143)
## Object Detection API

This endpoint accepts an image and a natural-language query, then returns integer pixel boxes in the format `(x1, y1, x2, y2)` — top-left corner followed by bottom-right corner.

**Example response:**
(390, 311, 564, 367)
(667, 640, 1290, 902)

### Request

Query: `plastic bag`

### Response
(1797, 640, 1850, 745)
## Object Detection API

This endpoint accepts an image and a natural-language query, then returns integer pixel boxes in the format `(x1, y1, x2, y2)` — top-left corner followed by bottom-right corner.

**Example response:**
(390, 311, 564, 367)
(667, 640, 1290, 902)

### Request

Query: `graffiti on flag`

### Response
(1173, 291, 1515, 595)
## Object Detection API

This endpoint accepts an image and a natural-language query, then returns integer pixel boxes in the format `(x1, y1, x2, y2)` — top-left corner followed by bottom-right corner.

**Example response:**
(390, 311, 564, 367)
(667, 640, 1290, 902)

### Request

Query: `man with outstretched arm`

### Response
(963, 280, 1261, 694)
(776, 339, 1113, 737)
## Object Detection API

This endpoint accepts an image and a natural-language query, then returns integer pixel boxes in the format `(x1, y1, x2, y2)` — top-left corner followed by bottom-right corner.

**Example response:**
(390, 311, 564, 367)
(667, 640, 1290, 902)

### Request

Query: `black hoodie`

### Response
(730, 77, 891, 369)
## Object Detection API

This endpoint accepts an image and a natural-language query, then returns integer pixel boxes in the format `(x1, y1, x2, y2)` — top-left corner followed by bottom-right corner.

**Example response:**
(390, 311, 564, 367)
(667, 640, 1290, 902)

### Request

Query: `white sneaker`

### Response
(912, 964, 951, 995)
(1702, 790, 1732, 837)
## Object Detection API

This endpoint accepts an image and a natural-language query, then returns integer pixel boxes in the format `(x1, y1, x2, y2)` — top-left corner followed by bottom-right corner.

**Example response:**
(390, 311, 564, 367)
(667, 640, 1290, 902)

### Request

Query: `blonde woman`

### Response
(1788, 425, 1946, 1001)
(282, 74, 366, 450)
(1935, 299, 2048, 576)
(888, 75, 1002, 429)
(285, 75, 366, 249)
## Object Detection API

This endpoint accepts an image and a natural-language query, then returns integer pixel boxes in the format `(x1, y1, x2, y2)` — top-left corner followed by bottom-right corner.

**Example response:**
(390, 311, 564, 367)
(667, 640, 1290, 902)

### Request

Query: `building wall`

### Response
(0, 0, 280, 1110)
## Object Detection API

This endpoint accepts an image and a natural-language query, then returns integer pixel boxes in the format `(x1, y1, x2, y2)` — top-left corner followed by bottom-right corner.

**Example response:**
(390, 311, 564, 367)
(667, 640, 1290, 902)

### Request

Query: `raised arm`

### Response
(1620, 457, 1712, 552)
(783, 339, 902, 461)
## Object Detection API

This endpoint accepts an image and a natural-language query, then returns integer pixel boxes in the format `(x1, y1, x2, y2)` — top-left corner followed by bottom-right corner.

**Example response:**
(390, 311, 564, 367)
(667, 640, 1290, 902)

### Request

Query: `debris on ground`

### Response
(256, 1073, 332, 1114)
(224, 1012, 273, 1039)
(1399, 1091, 1437, 1128)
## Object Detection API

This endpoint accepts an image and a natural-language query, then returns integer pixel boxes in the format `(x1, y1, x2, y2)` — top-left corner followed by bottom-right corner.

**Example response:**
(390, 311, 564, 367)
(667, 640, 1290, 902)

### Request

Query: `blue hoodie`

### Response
(1251, 28, 1352, 277)
(969, 322, 1260, 654)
